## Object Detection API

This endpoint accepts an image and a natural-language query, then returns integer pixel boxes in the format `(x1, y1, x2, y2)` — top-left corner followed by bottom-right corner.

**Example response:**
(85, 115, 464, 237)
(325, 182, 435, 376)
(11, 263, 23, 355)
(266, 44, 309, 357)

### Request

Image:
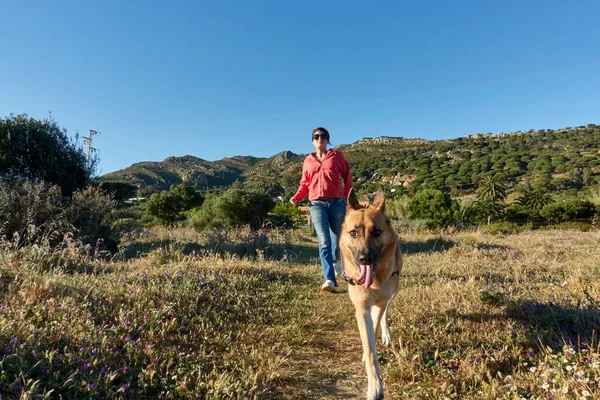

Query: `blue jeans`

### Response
(309, 198, 346, 285)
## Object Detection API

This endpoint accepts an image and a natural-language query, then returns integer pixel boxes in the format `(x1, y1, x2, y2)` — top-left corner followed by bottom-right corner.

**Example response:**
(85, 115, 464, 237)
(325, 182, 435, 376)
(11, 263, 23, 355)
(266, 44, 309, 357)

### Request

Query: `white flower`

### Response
(542, 382, 550, 390)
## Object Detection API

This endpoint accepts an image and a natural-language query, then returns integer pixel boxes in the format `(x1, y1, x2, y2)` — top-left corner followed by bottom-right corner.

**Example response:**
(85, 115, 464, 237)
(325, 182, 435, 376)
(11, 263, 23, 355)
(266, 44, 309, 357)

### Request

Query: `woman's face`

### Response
(312, 131, 329, 149)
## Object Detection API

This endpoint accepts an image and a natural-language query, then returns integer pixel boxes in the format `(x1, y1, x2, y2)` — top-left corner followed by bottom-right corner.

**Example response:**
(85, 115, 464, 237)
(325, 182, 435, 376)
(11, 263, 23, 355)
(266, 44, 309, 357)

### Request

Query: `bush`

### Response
(539, 200, 597, 222)
(386, 196, 411, 220)
(190, 188, 275, 232)
(145, 184, 204, 226)
(68, 186, 119, 253)
(505, 204, 539, 220)
(409, 189, 459, 228)
(266, 203, 302, 228)
(145, 191, 185, 226)
(0, 114, 92, 195)
(0, 178, 71, 247)
(479, 221, 528, 235)
(0, 179, 119, 254)
(97, 180, 138, 202)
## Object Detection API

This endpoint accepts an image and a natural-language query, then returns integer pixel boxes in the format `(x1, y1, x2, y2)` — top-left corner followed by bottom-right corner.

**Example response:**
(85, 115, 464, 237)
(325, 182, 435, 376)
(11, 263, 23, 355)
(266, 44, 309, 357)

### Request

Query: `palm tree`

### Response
(475, 175, 507, 202)
(515, 187, 554, 211)
(475, 175, 507, 224)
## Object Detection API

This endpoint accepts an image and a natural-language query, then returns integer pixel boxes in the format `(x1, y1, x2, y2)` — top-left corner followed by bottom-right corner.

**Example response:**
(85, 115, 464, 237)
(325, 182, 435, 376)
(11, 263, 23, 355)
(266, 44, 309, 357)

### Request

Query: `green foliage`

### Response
(103, 125, 600, 204)
(0, 178, 70, 247)
(386, 196, 411, 220)
(475, 174, 507, 202)
(515, 187, 554, 211)
(190, 188, 275, 232)
(145, 192, 185, 226)
(471, 199, 507, 224)
(145, 184, 204, 226)
(539, 200, 598, 222)
(0, 114, 92, 195)
(0, 179, 119, 253)
(68, 186, 120, 252)
(408, 189, 459, 228)
(505, 204, 540, 220)
(479, 221, 529, 235)
(169, 183, 204, 209)
(97, 180, 138, 202)
(266, 203, 302, 228)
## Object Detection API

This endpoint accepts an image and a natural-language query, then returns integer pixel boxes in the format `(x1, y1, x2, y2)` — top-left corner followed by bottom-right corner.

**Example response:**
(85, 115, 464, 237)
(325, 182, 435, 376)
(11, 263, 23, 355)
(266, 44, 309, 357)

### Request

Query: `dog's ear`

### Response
(347, 188, 362, 211)
(372, 188, 385, 212)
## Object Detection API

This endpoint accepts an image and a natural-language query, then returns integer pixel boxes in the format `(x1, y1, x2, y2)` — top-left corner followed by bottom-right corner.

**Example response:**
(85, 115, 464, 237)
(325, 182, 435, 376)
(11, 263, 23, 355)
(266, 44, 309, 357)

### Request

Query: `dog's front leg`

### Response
(356, 306, 384, 400)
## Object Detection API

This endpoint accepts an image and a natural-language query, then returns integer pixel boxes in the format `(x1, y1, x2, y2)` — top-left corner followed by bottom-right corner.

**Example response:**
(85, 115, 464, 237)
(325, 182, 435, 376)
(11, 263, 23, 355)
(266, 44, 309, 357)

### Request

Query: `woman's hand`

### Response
(290, 197, 299, 206)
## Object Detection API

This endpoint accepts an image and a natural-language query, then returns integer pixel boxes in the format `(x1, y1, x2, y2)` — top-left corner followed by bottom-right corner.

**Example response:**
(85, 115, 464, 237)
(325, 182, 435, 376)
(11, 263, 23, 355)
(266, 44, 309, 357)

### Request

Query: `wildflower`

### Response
(542, 382, 550, 390)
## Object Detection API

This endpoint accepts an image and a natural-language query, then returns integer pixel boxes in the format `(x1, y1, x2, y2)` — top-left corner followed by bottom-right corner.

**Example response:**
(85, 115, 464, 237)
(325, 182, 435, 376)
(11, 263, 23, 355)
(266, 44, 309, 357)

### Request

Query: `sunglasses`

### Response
(312, 134, 329, 140)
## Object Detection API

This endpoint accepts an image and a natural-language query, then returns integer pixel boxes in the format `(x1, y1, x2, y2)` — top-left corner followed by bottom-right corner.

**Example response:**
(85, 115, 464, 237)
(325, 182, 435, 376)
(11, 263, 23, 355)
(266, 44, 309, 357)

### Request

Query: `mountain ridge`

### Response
(99, 124, 600, 197)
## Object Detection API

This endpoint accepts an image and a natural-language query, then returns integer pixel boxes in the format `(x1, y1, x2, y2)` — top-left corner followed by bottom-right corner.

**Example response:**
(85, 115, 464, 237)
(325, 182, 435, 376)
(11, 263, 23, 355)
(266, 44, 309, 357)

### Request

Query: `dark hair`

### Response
(312, 127, 331, 144)
(312, 127, 329, 137)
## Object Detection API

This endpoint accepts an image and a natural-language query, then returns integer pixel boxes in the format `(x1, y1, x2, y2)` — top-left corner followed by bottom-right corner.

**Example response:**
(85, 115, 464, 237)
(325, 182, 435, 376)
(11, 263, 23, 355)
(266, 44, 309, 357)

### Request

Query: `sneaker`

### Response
(333, 262, 343, 275)
(321, 280, 336, 293)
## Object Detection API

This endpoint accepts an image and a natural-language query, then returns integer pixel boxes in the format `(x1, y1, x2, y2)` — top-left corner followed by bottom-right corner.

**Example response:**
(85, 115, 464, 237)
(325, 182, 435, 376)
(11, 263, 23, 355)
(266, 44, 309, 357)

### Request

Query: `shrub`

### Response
(0, 178, 71, 247)
(0, 179, 119, 254)
(97, 180, 138, 202)
(190, 188, 275, 232)
(266, 203, 302, 228)
(145, 191, 185, 226)
(68, 186, 119, 253)
(0, 114, 92, 195)
(386, 196, 411, 220)
(539, 200, 597, 222)
(409, 189, 459, 228)
(505, 204, 539, 220)
(479, 221, 527, 235)
(145, 184, 204, 227)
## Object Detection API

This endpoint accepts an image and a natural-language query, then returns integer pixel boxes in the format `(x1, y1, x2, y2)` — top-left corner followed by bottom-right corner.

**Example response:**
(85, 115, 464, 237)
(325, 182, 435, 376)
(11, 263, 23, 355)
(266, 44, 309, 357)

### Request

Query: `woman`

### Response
(290, 127, 353, 293)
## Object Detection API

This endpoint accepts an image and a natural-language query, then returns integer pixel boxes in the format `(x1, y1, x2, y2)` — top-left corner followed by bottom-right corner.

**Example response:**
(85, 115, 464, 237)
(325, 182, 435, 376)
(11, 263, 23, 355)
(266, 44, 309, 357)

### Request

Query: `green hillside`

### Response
(100, 124, 600, 198)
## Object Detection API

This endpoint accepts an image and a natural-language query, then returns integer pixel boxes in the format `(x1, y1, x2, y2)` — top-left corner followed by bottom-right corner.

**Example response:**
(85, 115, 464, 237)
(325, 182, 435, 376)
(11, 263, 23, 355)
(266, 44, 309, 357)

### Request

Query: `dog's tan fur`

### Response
(340, 188, 402, 400)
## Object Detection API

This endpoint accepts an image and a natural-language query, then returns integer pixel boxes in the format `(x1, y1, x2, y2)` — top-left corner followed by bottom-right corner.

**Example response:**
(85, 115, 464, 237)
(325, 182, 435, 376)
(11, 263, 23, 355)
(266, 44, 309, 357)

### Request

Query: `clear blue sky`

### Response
(2, 1, 599, 175)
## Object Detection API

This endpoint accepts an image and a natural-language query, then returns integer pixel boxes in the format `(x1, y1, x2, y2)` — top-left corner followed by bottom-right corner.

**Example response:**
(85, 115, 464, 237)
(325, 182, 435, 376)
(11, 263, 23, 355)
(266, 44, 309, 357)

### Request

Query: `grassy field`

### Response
(1, 226, 600, 399)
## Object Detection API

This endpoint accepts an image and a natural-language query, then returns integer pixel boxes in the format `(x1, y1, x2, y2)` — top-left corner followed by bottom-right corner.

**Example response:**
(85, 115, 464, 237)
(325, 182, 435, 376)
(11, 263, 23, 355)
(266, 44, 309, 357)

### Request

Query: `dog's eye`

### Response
(349, 230, 358, 238)
(372, 229, 382, 237)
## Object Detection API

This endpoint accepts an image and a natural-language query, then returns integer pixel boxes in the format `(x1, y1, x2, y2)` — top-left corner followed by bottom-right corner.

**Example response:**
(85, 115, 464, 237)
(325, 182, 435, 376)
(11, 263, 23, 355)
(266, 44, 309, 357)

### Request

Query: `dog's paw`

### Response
(381, 329, 392, 347)
(367, 380, 384, 400)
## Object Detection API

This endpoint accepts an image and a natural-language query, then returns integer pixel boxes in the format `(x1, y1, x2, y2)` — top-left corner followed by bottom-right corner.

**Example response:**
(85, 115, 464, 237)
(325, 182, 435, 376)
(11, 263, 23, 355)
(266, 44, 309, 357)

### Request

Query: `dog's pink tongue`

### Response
(357, 264, 374, 289)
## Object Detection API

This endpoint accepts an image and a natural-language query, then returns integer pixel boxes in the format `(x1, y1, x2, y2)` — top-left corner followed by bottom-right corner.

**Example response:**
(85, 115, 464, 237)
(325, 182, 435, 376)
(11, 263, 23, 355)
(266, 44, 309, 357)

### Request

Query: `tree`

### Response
(145, 191, 185, 226)
(169, 183, 204, 209)
(190, 188, 275, 231)
(409, 189, 459, 228)
(515, 187, 554, 212)
(475, 175, 507, 202)
(0, 114, 93, 195)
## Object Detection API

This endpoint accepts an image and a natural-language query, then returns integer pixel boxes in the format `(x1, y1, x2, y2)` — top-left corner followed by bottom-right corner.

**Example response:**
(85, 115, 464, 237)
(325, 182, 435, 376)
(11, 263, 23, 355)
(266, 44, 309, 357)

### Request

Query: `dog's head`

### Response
(341, 188, 394, 289)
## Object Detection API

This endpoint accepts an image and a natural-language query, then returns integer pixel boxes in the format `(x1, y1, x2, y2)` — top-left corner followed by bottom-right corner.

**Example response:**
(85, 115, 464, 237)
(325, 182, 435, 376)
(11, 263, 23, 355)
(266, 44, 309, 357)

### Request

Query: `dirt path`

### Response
(282, 277, 369, 399)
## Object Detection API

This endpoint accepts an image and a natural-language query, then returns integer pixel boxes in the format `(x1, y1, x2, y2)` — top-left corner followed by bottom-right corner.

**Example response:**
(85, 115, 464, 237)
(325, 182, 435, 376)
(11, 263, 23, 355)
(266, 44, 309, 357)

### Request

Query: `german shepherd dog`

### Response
(340, 188, 402, 400)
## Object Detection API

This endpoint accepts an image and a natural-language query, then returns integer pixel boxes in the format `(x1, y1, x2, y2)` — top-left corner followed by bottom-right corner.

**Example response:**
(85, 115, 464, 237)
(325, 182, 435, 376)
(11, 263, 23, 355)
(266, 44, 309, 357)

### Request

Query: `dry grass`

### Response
(1, 228, 599, 399)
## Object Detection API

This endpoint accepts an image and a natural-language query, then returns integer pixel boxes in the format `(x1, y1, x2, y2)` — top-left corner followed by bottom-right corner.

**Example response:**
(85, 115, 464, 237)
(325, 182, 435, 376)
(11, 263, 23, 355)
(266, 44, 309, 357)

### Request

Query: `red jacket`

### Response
(292, 149, 352, 202)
